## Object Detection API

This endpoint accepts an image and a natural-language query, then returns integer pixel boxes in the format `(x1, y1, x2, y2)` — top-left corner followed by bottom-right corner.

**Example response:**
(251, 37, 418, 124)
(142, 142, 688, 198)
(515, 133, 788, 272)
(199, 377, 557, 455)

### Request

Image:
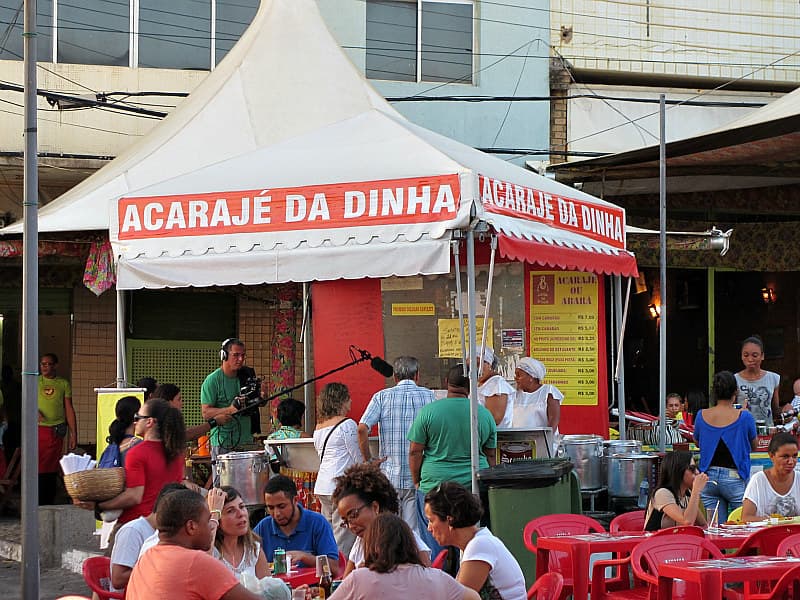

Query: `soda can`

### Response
(273, 548, 287, 575)
(330, 580, 342, 593)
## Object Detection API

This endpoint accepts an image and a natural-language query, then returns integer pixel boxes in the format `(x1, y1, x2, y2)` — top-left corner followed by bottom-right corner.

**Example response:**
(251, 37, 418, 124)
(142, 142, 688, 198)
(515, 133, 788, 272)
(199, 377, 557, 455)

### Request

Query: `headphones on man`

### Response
(220, 337, 242, 362)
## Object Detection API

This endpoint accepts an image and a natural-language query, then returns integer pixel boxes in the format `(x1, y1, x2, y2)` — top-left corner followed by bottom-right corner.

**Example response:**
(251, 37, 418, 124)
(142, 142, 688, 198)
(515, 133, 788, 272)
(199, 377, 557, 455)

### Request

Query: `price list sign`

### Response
(530, 271, 599, 406)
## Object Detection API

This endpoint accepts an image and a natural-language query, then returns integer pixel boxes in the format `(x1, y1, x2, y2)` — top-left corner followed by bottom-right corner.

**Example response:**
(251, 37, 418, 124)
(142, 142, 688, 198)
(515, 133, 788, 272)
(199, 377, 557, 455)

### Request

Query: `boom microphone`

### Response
(370, 356, 394, 378)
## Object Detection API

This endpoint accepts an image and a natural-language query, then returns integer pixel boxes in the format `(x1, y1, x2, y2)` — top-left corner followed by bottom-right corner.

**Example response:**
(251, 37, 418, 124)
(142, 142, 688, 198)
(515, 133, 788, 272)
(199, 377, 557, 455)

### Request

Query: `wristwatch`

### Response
(207, 417, 218, 429)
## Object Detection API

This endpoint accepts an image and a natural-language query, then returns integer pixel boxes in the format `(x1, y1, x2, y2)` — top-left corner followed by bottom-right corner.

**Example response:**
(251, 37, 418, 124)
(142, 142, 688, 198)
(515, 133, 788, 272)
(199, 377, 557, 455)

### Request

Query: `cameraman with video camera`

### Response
(201, 338, 260, 485)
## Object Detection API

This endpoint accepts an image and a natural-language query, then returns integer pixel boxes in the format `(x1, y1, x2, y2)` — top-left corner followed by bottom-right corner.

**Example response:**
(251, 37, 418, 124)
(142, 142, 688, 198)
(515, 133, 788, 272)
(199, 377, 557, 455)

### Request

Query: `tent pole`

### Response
(614, 276, 632, 440)
(21, 0, 40, 596)
(609, 277, 617, 412)
(478, 235, 497, 365)
(302, 282, 313, 430)
(451, 239, 467, 363)
(658, 94, 667, 453)
(116, 288, 127, 387)
(466, 228, 480, 494)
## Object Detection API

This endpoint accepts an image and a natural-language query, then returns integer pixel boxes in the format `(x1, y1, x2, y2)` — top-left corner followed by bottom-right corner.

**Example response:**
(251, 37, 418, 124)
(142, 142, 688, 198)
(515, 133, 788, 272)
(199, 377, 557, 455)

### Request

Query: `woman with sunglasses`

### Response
(333, 463, 430, 578)
(90, 398, 187, 530)
(644, 450, 709, 530)
(212, 485, 271, 579)
(741, 432, 800, 522)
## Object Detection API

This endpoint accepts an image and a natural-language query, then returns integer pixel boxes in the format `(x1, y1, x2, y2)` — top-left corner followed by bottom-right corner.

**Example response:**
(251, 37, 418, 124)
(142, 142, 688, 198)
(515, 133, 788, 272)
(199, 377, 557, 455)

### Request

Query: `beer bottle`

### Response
(318, 560, 332, 598)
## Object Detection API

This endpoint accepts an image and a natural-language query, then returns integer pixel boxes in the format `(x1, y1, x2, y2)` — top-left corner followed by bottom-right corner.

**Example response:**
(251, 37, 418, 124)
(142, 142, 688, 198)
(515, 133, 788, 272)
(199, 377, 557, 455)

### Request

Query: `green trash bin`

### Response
(477, 459, 581, 588)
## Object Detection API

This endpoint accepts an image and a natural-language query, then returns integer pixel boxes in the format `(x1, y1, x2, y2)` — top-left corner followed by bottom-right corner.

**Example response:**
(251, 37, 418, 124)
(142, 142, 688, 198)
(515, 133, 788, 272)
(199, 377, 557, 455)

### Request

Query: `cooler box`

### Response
(477, 459, 580, 587)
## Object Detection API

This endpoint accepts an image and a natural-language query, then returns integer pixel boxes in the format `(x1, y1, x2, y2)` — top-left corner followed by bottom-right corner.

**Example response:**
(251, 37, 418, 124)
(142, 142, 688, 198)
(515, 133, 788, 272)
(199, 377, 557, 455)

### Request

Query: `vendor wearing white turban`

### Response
(476, 347, 515, 428)
(513, 357, 564, 438)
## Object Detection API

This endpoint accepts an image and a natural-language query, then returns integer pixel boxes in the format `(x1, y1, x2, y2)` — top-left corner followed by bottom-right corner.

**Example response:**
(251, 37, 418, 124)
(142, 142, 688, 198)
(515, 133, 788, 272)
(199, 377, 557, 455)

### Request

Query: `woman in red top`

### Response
(95, 398, 186, 525)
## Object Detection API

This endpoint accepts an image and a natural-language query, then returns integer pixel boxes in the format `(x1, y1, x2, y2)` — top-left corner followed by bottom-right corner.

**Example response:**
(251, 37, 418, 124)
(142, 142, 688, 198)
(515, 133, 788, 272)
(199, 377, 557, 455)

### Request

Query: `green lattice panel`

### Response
(126, 340, 221, 426)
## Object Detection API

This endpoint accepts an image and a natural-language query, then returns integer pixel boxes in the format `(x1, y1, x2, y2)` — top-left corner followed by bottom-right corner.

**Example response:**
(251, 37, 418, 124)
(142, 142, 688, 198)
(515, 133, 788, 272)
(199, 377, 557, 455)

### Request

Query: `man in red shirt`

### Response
(127, 488, 263, 600)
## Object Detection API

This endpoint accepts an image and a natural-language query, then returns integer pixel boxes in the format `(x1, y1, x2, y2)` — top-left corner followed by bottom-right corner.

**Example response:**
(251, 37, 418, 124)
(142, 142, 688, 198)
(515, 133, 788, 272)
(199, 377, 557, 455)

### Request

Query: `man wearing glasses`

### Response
(38, 352, 77, 504)
(201, 338, 253, 485)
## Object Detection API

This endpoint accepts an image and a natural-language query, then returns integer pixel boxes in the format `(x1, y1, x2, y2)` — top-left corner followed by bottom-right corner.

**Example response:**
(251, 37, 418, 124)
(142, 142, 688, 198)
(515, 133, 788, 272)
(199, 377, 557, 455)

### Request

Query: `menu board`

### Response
(530, 271, 599, 406)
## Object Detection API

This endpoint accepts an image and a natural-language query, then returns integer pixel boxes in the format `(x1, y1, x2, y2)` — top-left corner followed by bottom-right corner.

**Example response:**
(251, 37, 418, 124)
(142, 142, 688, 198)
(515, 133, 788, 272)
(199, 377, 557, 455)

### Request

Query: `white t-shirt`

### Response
(348, 528, 431, 567)
(330, 563, 467, 600)
(461, 528, 527, 600)
(744, 470, 800, 517)
(478, 375, 515, 428)
(138, 530, 159, 559)
(212, 541, 262, 580)
(313, 419, 362, 495)
(109, 516, 155, 592)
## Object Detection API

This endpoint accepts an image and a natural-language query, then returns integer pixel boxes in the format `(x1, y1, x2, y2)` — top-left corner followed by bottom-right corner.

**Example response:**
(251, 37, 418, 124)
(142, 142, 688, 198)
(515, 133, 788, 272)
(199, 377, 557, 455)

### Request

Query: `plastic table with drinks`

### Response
(535, 528, 756, 600)
(275, 567, 319, 588)
(657, 555, 800, 599)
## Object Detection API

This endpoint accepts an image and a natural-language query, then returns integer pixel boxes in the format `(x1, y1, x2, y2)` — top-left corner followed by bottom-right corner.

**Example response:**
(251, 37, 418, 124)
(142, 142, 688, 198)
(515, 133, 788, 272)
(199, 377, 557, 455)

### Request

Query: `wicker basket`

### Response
(63, 468, 125, 502)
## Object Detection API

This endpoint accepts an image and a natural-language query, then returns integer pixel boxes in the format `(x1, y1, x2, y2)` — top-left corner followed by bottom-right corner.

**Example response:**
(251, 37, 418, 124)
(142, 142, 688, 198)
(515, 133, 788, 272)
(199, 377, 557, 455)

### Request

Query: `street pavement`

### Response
(0, 560, 89, 599)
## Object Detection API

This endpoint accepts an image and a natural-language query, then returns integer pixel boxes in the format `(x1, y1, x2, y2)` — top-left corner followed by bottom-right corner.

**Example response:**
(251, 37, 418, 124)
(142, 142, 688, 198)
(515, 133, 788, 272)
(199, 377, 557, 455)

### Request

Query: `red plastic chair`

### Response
(589, 525, 705, 599)
(527, 572, 564, 600)
(777, 532, 800, 557)
(610, 511, 646, 533)
(523, 514, 605, 599)
(82, 556, 125, 600)
(631, 534, 723, 600)
(766, 564, 800, 599)
(431, 549, 448, 569)
(724, 525, 800, 599)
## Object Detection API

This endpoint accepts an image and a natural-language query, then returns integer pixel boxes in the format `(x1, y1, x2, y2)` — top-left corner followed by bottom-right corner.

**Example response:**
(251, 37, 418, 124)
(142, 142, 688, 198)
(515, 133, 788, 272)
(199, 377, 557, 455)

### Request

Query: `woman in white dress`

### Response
(512, 357, 563, 433)
(314, 382, 363, 556)
(476, 347, 515, 428)
(212, 486, 270, 579)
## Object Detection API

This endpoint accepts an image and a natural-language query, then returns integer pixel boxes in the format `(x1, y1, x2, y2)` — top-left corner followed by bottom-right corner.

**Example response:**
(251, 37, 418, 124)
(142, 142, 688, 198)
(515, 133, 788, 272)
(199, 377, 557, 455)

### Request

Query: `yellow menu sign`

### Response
(530, 271, 599, 406)
(438, 318, 494, 358)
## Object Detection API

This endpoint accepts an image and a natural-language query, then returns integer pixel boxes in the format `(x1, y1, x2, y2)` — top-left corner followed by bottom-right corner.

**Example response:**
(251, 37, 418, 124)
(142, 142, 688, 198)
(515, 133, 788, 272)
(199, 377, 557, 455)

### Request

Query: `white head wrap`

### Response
(517, 357, 546, 381)
(481, 346, 495, 366)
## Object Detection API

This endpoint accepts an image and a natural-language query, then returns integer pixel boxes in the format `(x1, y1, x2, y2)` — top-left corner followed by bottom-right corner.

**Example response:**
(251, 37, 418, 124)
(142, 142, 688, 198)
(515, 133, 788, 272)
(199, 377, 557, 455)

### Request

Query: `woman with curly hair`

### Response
(333, 463, 430, 577)
(92, 398, 187, 528)
(329, 514, 478, 600)
(425, 482, 526, 600)
(314, 382, 364, 556)
(212, 486, 270, 579)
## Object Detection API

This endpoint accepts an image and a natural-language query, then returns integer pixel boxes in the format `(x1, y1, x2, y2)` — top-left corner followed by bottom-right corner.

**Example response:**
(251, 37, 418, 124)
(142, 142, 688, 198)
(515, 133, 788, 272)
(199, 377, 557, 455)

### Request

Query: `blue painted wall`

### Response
(317, 0, 551, 168)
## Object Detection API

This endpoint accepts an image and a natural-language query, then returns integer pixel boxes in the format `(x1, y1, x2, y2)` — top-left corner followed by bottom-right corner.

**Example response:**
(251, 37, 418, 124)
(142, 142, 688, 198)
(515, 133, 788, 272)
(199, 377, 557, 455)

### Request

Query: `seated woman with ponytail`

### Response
(99, 395, 143, 468)
(78, 398, 187, 532)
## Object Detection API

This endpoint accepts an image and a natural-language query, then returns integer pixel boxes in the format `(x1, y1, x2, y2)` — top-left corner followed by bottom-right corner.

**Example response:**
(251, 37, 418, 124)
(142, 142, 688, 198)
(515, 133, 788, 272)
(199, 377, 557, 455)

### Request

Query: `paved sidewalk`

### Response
(0, 560, 90, 599)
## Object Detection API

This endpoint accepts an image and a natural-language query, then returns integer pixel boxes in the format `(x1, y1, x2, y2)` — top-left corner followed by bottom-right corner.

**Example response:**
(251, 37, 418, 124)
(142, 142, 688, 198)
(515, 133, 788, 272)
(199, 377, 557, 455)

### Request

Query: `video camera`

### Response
(232, 375, 263, 411)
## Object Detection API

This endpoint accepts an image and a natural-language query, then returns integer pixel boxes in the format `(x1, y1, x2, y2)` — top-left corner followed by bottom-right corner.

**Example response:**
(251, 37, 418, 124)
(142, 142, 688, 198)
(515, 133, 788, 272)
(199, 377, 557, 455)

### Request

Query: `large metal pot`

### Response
(608, 453, 657, 497)
(602, 440, 642, 485)
(217, 451, 270, 507)
(557, 434, 604, 490)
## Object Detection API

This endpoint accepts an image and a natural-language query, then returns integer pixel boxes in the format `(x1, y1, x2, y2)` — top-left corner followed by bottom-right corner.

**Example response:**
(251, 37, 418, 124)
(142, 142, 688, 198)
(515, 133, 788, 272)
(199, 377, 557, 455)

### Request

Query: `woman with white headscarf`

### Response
(513, 357, 563, 437)
(477, 347, 515, 428)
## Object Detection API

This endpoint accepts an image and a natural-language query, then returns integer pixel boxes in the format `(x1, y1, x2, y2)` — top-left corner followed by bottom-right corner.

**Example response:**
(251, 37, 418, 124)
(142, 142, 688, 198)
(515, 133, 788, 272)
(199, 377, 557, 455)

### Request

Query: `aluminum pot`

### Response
(216, 451, 270, 507)
(602, 440, 642, 484)
(557, 434, 604, 490)
(608, 453, 657, 497)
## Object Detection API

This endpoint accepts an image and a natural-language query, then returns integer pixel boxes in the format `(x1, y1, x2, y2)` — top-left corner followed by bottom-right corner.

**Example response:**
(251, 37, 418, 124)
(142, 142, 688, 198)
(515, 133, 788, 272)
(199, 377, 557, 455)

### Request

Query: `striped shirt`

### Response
(360, 380, 435, 490)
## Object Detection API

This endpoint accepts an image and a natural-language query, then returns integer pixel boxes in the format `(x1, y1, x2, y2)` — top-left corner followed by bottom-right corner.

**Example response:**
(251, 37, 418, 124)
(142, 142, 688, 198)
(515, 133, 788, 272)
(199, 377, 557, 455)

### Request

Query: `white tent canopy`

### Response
(2, 0, 636, 286)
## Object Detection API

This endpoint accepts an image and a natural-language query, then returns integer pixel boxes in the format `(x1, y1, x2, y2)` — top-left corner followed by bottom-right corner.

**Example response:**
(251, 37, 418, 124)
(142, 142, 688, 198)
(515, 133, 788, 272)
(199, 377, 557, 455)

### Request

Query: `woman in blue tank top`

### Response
(693, 371, 757, 521)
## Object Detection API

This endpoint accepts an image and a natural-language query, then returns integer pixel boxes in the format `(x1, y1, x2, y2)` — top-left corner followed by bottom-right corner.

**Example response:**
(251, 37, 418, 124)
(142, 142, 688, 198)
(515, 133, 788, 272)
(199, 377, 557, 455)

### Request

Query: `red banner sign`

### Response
(118, 175, 461, 240)
(479, 175, 625, 249)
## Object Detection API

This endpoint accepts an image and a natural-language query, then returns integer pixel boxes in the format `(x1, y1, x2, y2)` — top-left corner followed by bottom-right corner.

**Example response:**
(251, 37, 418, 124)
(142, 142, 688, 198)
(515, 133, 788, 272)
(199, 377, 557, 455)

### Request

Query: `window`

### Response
(366, 0, 473, 83)
(57, 0, 129, 66)
(215, 0, 260, 65)
(139, 0, 210, 70)
(0, 0, 53, 62)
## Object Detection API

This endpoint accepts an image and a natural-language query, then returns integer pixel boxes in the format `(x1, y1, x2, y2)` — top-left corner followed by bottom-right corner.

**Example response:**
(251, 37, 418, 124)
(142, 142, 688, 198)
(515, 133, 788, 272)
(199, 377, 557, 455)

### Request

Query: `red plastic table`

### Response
(657, 556, 800, 600)
(276, 567, 318, 588)
(534, 529, 756, 600)
(535, 532, 650, 600)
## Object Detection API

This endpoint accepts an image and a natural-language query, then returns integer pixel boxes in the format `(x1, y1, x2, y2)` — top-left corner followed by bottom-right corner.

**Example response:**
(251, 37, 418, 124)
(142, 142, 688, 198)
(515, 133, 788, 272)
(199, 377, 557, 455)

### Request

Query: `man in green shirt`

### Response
(408, 364, 496, 554)
(201, 338, 253, 485)
(38, 352, 77, 504)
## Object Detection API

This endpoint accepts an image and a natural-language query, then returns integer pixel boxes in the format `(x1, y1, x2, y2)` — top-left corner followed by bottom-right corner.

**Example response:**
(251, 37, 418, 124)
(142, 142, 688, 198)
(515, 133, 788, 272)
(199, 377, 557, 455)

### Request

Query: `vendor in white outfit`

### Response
(513, 357, 563, 439)
(742, 432, 800, 521)
(476, 347, 515, 428)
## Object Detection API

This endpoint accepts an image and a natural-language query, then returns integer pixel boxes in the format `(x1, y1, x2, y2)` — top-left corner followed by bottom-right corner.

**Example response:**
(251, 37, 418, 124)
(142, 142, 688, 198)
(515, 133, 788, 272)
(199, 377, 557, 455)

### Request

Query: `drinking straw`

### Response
(711, 500, 720, 528)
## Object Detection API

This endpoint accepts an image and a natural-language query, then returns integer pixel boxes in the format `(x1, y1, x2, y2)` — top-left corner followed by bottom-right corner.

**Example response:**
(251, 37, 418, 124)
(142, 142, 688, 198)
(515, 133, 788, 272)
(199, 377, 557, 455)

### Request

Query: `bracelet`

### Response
(209, 518, 219, 527)
(210, 509, 222, 518)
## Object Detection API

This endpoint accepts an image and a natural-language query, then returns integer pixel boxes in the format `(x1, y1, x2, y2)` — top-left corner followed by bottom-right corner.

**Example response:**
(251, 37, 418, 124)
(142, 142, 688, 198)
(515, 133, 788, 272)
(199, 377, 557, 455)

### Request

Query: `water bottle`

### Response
(637, 478, 649, 509)
(273, 547, 287, 575)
